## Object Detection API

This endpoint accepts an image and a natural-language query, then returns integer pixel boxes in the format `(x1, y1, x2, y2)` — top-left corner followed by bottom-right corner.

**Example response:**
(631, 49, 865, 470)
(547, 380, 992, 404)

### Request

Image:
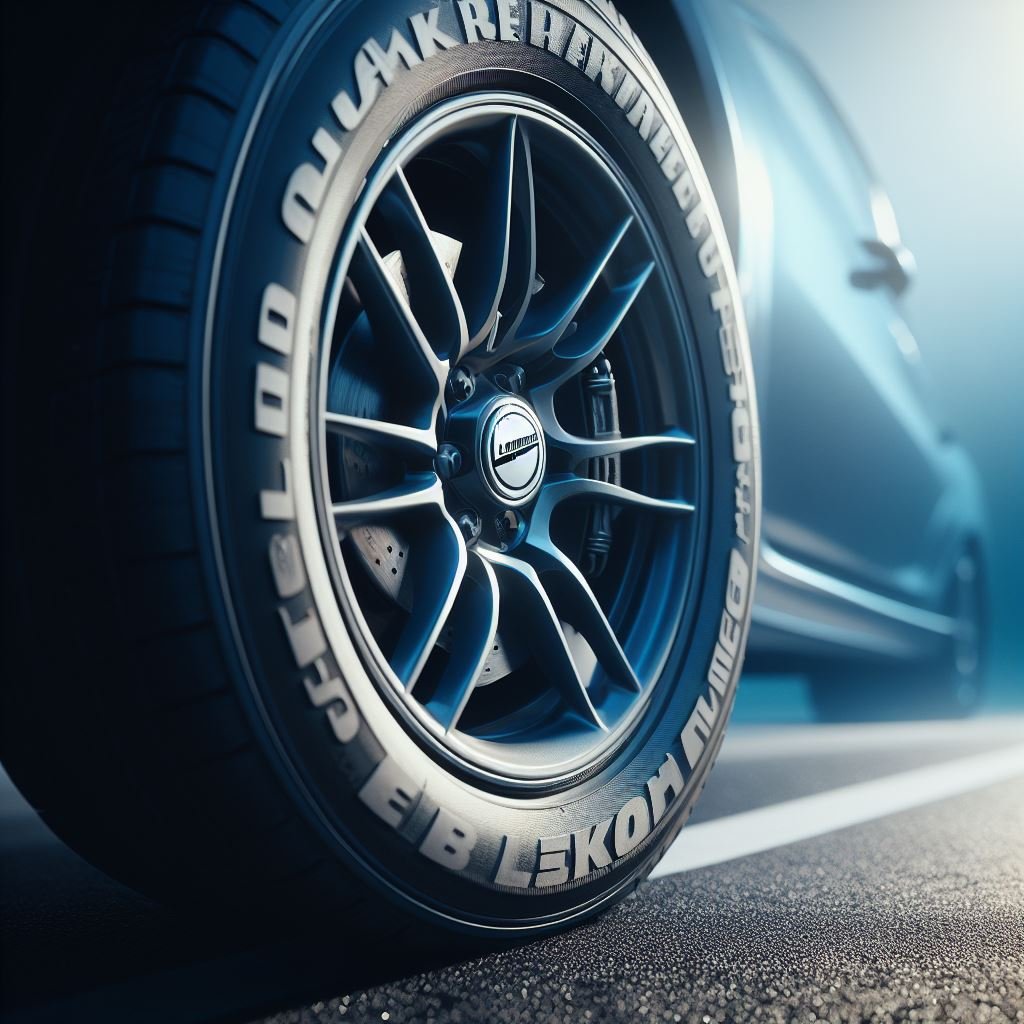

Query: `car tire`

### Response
(2, 0, 759, 939)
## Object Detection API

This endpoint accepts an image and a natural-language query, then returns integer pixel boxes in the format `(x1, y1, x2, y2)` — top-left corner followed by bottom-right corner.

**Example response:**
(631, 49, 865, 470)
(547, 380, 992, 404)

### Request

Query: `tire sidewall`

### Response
(199, 0, 760, 933)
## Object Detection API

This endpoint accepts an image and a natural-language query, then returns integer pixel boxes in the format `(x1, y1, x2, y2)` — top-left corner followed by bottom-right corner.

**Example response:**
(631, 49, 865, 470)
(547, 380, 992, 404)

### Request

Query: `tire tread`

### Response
(3, 0, 409, 938)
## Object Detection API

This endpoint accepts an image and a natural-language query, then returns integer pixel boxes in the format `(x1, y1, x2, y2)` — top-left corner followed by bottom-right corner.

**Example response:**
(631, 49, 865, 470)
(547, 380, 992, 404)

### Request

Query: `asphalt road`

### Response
(3, 715, 1023, 1024)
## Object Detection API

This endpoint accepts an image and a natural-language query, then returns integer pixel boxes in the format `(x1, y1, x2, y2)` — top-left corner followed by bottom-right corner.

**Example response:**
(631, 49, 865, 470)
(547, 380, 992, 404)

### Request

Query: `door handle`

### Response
(850, 239, 916, 295)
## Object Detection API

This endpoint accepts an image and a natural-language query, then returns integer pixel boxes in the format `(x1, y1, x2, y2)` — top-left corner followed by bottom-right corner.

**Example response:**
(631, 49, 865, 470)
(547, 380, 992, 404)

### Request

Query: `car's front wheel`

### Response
(3, 0, 759, 939)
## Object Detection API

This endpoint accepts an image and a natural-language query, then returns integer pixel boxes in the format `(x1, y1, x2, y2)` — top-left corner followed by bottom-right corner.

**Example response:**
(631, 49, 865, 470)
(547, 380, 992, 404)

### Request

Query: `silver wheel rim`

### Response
(312, 96, 706, 785)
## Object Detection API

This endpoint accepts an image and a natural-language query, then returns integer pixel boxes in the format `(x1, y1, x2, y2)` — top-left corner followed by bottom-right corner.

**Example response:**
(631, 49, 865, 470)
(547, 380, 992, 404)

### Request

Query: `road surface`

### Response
(3, 715, 1022, 1023)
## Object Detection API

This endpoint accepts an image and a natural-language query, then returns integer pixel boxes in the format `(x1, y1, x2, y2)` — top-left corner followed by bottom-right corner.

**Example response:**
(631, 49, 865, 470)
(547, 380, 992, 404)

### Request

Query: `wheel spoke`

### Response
(479, 548, 607, 731)
(490, 119, 537, 350)
(376, 168, 468, 360)
(520, 526, 640, 692)
(458, 117, 518, 351)
(543, 426, 695, 467)
(332, 474, 443, 526)
(530, 261, 654, 397)
(537, 474, 695, 517)
(392, 511, 467, 690)
(324, 411, 437, 459)
(425, 554, 500, 732)
(350, 228, 448, 391)
(504, 215, 635, 362)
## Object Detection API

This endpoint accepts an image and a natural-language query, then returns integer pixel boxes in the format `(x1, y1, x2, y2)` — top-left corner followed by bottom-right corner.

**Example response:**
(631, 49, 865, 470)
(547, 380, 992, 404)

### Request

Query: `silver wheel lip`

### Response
(311, 94, 698, 788)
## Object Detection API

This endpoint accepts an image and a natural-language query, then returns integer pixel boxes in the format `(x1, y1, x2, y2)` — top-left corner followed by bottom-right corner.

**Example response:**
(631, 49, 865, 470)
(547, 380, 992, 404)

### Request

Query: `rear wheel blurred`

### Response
(810, 549, 985, 721)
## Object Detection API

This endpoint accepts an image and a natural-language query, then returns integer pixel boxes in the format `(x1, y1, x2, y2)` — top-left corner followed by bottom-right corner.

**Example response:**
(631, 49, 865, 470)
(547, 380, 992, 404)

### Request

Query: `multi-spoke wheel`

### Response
(318, 104, 702, 780)
(5, 0, 759, 940)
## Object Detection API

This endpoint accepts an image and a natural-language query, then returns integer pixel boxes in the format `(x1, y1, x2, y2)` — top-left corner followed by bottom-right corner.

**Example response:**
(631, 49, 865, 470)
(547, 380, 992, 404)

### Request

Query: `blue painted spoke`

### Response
(520, 527, 640, 692)
(543, 426, 695, 468)
(537, 475, 695, 517)
(506, 215, 635, 362)
(458, 117, 518, 351)
(531, 261, 655, 397)
(479, 548, 607, 732)
(324, 411, 437, 459)
(393, 511, 467, 691)
(490, 119, 537, 351)
(424, 554, 500, 732)
(332, 474, 443, 526)
(350, 228, 448, 392)
(376, 168, 468, 360)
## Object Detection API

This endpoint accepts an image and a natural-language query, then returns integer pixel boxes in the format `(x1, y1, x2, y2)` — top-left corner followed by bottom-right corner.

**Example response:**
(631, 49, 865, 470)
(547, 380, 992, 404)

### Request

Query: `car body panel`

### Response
(0, 0, 985, 675)
(662, 0, 986, 667)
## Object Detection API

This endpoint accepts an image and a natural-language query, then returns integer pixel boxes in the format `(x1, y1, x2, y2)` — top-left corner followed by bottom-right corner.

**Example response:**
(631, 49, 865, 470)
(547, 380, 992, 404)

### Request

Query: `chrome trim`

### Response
(759, 541, 955, 637)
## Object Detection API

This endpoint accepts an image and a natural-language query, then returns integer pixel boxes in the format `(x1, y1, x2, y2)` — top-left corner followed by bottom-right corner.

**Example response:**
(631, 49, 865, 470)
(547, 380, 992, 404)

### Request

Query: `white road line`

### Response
(650, 741, 1024, 878)
(717, 717, 1024, 762)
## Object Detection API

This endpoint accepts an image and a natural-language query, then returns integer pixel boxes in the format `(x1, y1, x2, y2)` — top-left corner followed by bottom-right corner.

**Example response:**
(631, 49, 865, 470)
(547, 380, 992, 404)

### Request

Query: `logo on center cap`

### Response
(481, 401, 545, 505)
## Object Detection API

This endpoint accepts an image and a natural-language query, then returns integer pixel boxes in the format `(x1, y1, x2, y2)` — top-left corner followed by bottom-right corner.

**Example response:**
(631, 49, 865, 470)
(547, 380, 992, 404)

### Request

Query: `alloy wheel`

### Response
(315, 98, 706, 785)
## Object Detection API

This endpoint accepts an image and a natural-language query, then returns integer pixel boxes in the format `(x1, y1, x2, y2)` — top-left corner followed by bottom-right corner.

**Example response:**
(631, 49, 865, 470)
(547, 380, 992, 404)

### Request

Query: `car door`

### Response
(739, 23, 947, 597)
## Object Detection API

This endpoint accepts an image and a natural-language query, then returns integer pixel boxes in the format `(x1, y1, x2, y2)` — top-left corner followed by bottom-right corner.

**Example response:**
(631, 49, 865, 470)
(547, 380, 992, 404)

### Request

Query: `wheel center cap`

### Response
(479, 398, 546, 506)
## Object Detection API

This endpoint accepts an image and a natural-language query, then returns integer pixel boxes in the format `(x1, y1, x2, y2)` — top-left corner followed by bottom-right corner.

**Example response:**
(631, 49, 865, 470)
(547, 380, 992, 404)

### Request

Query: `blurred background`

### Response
(736, 0, 1023, 721)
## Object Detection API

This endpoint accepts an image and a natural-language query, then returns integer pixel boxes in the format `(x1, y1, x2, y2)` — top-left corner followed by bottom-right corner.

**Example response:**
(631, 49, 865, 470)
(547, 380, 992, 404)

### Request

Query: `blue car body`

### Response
(660, 0, 986, 670)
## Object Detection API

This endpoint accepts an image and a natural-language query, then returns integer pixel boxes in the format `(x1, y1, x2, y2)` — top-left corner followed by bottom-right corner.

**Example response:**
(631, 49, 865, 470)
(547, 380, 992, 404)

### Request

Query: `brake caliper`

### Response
(581, 357, 622, 577)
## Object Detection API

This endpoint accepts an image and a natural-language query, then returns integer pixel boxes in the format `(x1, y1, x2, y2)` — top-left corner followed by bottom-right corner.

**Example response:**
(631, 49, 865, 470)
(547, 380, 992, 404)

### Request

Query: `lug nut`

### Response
(495, 509, 520, 547)
(448, 367, 476, 403)
(493, 364, 526, 395)
(435, 444, 463, 481)
(457, 510, 482, 544)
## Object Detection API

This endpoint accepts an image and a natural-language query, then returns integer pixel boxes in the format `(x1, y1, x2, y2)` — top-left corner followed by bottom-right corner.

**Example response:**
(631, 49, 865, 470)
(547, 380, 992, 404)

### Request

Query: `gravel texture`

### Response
(255, 778, 1024, 1024)
(3, 724, 1022, 1023)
